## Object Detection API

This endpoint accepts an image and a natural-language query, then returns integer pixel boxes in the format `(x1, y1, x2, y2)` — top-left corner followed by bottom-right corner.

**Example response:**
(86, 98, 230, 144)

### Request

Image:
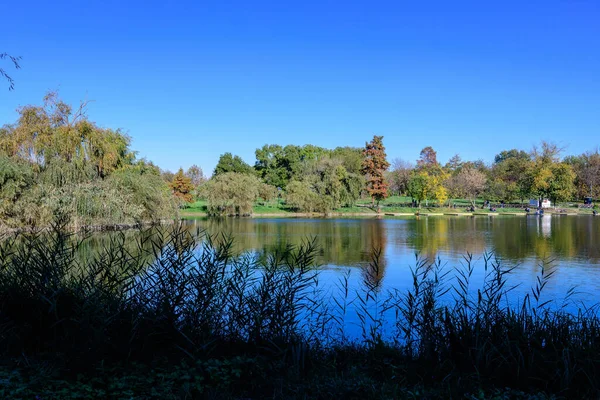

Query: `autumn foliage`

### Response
(170, 168, 195, 203)
(361, 135, 390, 208)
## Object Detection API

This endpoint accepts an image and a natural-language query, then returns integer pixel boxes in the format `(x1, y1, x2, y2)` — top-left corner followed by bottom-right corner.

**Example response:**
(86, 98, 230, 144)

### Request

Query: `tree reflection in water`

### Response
(59, 216, 600, 303)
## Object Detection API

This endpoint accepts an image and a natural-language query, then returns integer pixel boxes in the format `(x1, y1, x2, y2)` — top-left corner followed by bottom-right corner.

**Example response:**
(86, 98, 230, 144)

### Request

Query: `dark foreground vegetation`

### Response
(0, 217, 598, 399)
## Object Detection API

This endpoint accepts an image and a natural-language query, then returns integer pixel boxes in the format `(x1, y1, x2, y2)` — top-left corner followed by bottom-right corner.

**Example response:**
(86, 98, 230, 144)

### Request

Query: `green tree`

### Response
(0, 93, 176, 228)
(0, 92, 135, 176)
(285, 180, 320, 212)
(341, 172, 364, 207)
(289, 157, 360, 212)
(408, 170, 449, 207)
(408, 172, 429, 208)
(204, 172, 260, 216)
(547, 163, 576, 205)
(108, 168, 177, 222)
(331, 146, 363, 175)
(258, 182, 278, 204)
(361, 135, 390, 210)
(254, 144, 287, 188)
(488, 149, 532, 202)
(444, 154, 463, 173)
(308, 158, 347, 211)
(214, 152, 254, 176)
(126, 158, 161, 176)
(525, 142, 574, 206)
(254, 143, 331, 188)
(525, 164, 553, 205)
(565, 150, 600, 199)
(531, 141, 563, 165)
(0, 155, 34, 218)
(170, 168, 195, 203)
(494, 149, 530, 164)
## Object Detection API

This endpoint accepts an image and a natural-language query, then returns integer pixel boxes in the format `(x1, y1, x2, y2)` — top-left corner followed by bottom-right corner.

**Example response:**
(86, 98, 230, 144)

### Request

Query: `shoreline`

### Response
(0, 219, 175, 235)
(180, 210, 593, 219)
(2, 210, 593, 234)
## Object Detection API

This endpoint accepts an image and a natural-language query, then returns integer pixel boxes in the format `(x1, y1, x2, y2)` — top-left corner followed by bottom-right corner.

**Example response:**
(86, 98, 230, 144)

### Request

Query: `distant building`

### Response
(529, 199, 552, 208)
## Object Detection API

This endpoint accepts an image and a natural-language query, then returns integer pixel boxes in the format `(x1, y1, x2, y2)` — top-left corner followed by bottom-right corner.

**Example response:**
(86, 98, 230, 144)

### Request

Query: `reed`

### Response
(0, 218, 598, 398)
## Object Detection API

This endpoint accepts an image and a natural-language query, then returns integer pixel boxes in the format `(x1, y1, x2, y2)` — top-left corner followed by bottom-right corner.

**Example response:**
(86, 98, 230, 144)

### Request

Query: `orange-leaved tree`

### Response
(170, 168, 194, 203)
(361, 135, 390, 211)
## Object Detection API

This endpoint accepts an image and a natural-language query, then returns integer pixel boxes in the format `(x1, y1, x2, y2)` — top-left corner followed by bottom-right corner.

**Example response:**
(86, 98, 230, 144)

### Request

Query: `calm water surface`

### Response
(185, 215, 600, 307)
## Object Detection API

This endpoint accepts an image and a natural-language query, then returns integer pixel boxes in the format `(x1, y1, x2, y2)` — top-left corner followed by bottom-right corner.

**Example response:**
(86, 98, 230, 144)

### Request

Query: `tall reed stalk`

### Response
(0, 219, 599, 397)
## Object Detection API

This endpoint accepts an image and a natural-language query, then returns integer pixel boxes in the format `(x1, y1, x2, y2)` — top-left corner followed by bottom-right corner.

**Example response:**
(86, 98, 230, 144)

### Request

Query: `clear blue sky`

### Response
(1, 0, 599, 175)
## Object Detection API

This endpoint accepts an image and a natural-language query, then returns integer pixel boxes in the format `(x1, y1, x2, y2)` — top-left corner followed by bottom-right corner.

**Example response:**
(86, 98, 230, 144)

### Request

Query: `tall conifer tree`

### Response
(170, 168, 194, 203)
(361, 135, 390, 211)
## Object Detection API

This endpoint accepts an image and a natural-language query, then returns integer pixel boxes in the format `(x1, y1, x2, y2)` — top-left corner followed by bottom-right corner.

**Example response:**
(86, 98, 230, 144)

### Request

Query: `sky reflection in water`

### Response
(186, 215, 600, 311)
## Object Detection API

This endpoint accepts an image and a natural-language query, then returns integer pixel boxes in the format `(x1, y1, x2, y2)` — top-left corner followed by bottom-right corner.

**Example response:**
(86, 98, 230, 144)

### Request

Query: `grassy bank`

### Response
(181, 196, 594, 218)
(1, 219, 599, 398)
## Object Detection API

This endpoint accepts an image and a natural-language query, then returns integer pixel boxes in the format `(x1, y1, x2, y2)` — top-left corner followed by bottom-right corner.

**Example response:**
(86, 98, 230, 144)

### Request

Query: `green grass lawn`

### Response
(355, 195, 413, 205)
(252, 202, 291, 214)
(181, 199, 295, 216)
(180, 197, 593, 217)
(181, 199, 208, 213)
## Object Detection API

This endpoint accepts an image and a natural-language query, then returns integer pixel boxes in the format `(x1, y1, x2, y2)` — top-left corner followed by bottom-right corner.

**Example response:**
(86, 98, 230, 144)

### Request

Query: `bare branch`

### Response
(0, 53, 22, 91)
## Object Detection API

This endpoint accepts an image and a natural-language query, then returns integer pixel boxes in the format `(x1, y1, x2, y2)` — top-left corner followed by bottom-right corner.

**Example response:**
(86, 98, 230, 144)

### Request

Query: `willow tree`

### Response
(0, 155, 34, 218)
(1, 53, 20, 91)
(204, 172, 260, 216)
(361, 135, 390, 211)
(0, 93, 177, 227)
(0, 92, 135, 177)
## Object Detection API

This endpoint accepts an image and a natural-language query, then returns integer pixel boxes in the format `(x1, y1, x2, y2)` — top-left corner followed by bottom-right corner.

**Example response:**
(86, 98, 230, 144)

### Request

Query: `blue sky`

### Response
(1, 0, 599, 175)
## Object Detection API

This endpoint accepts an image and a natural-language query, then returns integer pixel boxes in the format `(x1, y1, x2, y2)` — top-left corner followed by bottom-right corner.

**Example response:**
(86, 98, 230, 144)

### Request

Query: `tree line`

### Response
(389, 142, 598, 208)
(169, 140, 599, 216)
(166, 137, 390, 215)
(2, 94, 599, 225)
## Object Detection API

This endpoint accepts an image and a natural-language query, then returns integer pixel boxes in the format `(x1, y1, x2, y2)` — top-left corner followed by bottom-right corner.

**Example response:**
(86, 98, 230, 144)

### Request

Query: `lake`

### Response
(184, 215, 600, 309)
(6, 214, 598, 341)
